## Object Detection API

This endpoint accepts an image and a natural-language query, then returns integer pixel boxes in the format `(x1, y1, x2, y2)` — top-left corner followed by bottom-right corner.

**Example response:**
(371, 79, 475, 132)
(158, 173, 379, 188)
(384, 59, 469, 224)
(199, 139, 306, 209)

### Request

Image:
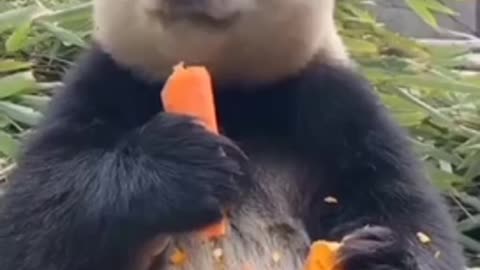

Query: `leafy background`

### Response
(2, 0, 480, 267)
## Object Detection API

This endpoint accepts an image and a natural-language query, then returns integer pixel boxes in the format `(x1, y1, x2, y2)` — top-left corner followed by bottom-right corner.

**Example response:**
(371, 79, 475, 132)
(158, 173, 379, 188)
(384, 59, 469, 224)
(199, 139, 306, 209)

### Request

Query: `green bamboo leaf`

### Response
(0, 60, 32, 73)
(0, 5, 43, 32)
(457, 213, 480, 232)
(38, 2, 93, 24)
(393, 75, 480, 94)
(405, 0, 438, 28)
(426, 164, 464, 191)
(392, 111, 427, 127)
(0, 115, 12, 129)
(5, 22, 32, 53)
(37, 21, 87, 48)
(342, 37, 378, 54)
(0, 101, 42, 126)
(0, 72, 38, 99)
(0, 130, 18, 158)
(18, 95, 50, 112)
(413, 141, 464, 166)
(424, 0, 456, 15)
(463, 152, 480, 182)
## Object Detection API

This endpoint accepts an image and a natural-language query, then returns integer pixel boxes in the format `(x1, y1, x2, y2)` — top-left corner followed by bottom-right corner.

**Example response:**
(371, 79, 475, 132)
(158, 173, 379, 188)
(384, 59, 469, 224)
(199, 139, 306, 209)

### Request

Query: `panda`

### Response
(0, 0, 466, 270)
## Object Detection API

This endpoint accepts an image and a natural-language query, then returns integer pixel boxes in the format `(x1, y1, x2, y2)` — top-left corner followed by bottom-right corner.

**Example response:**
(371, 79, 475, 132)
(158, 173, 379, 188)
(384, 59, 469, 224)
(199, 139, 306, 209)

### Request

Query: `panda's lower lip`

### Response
(152, 9, 238, 29)
(188, 13, 238, 27)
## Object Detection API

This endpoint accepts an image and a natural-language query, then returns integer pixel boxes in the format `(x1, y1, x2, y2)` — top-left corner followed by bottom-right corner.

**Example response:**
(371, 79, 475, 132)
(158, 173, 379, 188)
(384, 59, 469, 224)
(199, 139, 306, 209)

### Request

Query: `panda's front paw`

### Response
(339, 226, 418, 270)
(139, 113, 248, 234)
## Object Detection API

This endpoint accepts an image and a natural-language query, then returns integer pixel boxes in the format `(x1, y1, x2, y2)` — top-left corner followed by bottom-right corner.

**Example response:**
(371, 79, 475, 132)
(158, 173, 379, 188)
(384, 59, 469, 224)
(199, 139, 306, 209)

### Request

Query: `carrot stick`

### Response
(161, 62, 218, 133)
(161, 62, 227, 240)
(304, 240, 342, 270)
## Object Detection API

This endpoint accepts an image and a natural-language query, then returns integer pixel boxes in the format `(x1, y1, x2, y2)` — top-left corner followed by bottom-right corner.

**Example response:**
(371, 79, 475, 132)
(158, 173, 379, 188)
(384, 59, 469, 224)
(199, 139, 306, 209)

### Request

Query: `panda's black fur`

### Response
(0, 0, 466, 270)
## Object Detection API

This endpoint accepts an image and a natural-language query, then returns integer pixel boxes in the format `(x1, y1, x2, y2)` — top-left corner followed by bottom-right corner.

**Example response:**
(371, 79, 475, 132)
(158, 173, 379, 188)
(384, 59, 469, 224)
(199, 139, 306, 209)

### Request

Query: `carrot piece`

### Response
(170, 248, 188, 266)
(304, 240, 342, 270)
(200, 216, 230, 241)
(161, 63, 226, 240)
(161, 62, 218, 133)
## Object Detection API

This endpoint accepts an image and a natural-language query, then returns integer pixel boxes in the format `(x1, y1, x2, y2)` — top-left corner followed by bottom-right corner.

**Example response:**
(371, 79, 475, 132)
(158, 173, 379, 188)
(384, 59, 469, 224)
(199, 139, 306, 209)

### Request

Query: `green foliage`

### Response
(338, 1, 480, 192)
(0, 0, 91, 161)
(340, 1, 480, 263)
(2, 0, 480, 265)
(405, 0, 457, 27)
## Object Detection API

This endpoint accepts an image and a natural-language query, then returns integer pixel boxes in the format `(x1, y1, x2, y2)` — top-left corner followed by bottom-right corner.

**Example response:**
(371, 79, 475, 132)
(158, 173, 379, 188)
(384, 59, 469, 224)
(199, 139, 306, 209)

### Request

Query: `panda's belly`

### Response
(163, 139, 313, 270)
(163, 200, 311, 270)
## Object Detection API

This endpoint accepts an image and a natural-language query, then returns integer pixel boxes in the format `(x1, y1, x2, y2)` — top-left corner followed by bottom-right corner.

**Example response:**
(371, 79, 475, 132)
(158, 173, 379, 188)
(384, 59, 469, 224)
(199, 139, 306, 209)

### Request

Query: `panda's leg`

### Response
(0, 113, 245, 270)
(290, 64, 465, 270)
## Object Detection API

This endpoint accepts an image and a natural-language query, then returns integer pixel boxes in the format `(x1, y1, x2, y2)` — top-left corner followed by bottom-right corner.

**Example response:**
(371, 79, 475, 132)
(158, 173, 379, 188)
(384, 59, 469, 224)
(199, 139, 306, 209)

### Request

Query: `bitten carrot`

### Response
(161, 63, 227, 240)
(161, 62, 218, 133)
(200, 215, 230, 241)
(304, 240, 342, 270)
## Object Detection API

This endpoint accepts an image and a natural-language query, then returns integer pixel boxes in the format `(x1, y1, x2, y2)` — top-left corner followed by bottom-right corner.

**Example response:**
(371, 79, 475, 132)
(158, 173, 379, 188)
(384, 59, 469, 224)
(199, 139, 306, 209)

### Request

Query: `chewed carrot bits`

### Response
(161, 63, 227, 240)
(200, 217, 230, 240)
(213, 248, 224, 260)
(170, 248, 188, 266)
(324, 196, 339, 204)
(416, 232, 432, 244)
(304, 240, 342, 270)
(272, 251, 281, 263)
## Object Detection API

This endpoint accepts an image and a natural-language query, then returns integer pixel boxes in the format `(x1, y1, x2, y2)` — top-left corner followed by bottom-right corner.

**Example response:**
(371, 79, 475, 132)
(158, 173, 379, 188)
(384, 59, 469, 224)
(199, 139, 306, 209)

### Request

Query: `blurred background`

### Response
(2, 0, 480, 268)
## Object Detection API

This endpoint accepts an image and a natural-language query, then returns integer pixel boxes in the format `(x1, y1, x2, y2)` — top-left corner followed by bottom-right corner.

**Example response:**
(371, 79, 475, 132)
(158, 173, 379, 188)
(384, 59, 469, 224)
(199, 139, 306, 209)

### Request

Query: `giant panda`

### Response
(0, 0, 466, 270)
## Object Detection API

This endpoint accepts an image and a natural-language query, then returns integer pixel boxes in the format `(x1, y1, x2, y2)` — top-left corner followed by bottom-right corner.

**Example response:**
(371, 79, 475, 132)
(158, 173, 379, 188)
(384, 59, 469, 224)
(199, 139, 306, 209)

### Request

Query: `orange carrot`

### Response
(170, 248, 188, 266)
(304, 240, 342, 270)
(161, 62, 218, 133)
(161, 63, 227, 240)
(200, 216, 230, 241)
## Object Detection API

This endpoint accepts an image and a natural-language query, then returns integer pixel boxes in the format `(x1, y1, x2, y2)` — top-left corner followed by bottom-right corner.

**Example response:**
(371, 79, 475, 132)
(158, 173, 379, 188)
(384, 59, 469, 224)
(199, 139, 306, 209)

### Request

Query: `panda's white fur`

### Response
(94, 0, 349, 83)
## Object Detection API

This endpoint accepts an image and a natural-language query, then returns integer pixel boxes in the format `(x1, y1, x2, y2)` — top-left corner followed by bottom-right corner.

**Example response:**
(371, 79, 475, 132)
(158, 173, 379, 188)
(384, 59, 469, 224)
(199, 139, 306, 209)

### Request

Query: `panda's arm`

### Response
(293, 64, 464, 269)
(0, 112, 242, 270)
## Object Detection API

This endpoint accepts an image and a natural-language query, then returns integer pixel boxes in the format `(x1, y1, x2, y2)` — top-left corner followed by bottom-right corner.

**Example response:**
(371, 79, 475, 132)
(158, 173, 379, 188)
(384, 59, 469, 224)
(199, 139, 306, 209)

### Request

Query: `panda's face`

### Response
(94, 0, 348, 83)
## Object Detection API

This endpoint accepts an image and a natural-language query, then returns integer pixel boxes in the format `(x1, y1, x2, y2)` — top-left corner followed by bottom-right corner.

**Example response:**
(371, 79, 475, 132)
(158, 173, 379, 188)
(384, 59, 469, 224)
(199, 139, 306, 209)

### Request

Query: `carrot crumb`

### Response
(304, 240, 342, 270)
(170, 248, 188, 266)
(324, 196, 339, 204)
(416, 232, 432, 244)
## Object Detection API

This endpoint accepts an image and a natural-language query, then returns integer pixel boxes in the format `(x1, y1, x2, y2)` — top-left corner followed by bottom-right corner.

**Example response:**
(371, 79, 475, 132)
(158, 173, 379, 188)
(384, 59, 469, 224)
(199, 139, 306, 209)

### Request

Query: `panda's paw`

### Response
(338, 226, 418, 270)
(139, 113, 248, 233)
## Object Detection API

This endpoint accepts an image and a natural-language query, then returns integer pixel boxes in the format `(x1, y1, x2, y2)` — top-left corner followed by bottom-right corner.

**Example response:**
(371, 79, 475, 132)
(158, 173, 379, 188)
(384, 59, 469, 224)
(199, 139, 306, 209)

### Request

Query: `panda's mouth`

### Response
(152, 9, 239, 29)
(146, 0, 245, 28)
